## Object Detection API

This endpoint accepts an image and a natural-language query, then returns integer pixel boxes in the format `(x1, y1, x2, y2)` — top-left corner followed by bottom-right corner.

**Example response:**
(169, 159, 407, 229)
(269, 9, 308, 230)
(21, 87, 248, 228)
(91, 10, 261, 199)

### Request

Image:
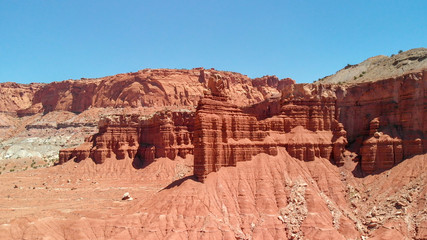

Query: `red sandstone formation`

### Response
(337, 71, 426, 173)
(59, 110, 194, 165)
(14, 68, 285, 115)
(360, 118, 408, 174)
(193, 95, 278, 181)
(252, 75, 296, 91)
(59, 73, 349, 181)
(59, 70, 426, 179)
(193, 79, 348, 181)
(336, 70, 426, 146)
(0, 82, 43, 114)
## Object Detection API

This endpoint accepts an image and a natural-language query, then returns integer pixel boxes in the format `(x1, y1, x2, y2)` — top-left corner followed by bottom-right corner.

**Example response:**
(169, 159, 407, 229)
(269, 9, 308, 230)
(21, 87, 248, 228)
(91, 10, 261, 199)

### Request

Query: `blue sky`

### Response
(1, 1, 426, 84)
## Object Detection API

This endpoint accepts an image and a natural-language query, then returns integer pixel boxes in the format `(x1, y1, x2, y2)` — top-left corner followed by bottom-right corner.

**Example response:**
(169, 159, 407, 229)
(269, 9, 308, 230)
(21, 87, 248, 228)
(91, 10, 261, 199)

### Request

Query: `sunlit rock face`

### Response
(59, 110, 195, 165)
(193, 77, 348, 181)
(59, 70, 426, 179)
(337, 71, 426, 173)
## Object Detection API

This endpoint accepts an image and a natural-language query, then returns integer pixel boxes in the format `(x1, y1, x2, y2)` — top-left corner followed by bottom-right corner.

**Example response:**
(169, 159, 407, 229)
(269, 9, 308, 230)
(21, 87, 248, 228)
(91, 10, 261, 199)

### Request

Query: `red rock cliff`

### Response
(0, 82, 43, 114)
(57, 69, 426, 178)
(59, 110, 194, 165)
(16, 68, 285, 115)
(337, 70, 426, 173)
(193, 81, 348, 181)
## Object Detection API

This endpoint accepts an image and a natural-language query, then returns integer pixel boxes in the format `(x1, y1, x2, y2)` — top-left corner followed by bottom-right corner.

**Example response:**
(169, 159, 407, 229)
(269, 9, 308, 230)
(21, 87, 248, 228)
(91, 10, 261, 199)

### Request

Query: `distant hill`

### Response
(316, 48, 427, 84)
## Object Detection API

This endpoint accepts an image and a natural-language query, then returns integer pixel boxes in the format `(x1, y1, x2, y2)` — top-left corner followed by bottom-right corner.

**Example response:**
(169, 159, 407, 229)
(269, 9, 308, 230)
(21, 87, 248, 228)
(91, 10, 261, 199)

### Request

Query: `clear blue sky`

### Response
(1, 1, 426, 84)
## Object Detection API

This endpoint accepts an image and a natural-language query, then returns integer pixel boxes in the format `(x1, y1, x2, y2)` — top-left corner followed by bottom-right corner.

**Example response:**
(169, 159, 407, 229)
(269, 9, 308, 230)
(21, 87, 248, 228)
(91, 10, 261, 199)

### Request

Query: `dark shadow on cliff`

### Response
(351, 156, 419, 178)
(350, 156, 392, 178)
(161, 175, 198, 191)
(132, 156, 145, 169)
(351, 159, 366, 178)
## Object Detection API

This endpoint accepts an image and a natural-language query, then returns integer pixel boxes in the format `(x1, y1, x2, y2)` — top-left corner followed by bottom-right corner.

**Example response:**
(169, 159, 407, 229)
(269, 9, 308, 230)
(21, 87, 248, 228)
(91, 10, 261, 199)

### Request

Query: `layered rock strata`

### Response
(337, 70, 426, 173)
(59, 111, 194, 164)
(13, 68, 287, 116)
(337, 70, 426, 148)
(57, 69, 426, 177)
(59, 80, 349, 182)
(193, 95, 279, 181)
(193, 82, 348, 181)
(0, 82, 43, 114)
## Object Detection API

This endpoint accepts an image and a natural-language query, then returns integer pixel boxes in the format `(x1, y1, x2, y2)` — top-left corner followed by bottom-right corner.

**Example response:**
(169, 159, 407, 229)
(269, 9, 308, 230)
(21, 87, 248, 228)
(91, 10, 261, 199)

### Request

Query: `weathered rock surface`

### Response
(193, 80, 348, 181)
(0, 111, 99, 173)
(59, 110, 194, 165)
(16, 68, 284, 115)
(0, 82, 43, 114)
(59, 69, 425, 179)
(336, 70, 426, 142)
(360, 118, 404, 173)
(1, 68, 288, 172)
(194, 96, 346, 180)
(335, 70, 426, 173)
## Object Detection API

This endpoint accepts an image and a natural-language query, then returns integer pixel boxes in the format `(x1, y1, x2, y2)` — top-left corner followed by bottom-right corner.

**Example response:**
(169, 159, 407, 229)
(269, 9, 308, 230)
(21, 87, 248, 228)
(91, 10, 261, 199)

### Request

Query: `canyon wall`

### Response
(192, 71, 426, 178)
(337, 70, 426, 143)
(51, 66, 427, 181)
(1, 68, 289, 173)
(336, 70, 426, 173)
(0, 82, 43, 114)
(59, 110, 194, 165)
(58, 70, 426, 178)
(193, 81, 348, 181)
(15, 68, 289, 116)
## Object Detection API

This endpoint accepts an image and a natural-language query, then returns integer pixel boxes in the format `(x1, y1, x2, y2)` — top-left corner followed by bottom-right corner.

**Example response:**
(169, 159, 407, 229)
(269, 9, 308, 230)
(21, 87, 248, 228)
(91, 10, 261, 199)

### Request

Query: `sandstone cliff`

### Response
(59, 110, 194, 166)
(1, 68, 290, 174)
(0, 82, 43, 114)
(16, 68, 288, 115)
(58, 69, 426, 178)
(336, 70, 426, 173)
(193, 89, 347, 181)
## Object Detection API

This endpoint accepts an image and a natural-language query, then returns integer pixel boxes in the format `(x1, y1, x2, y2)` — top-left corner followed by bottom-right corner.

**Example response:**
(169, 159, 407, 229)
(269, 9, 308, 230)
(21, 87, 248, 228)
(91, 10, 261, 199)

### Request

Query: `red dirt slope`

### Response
(0, 150, 425, 239)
